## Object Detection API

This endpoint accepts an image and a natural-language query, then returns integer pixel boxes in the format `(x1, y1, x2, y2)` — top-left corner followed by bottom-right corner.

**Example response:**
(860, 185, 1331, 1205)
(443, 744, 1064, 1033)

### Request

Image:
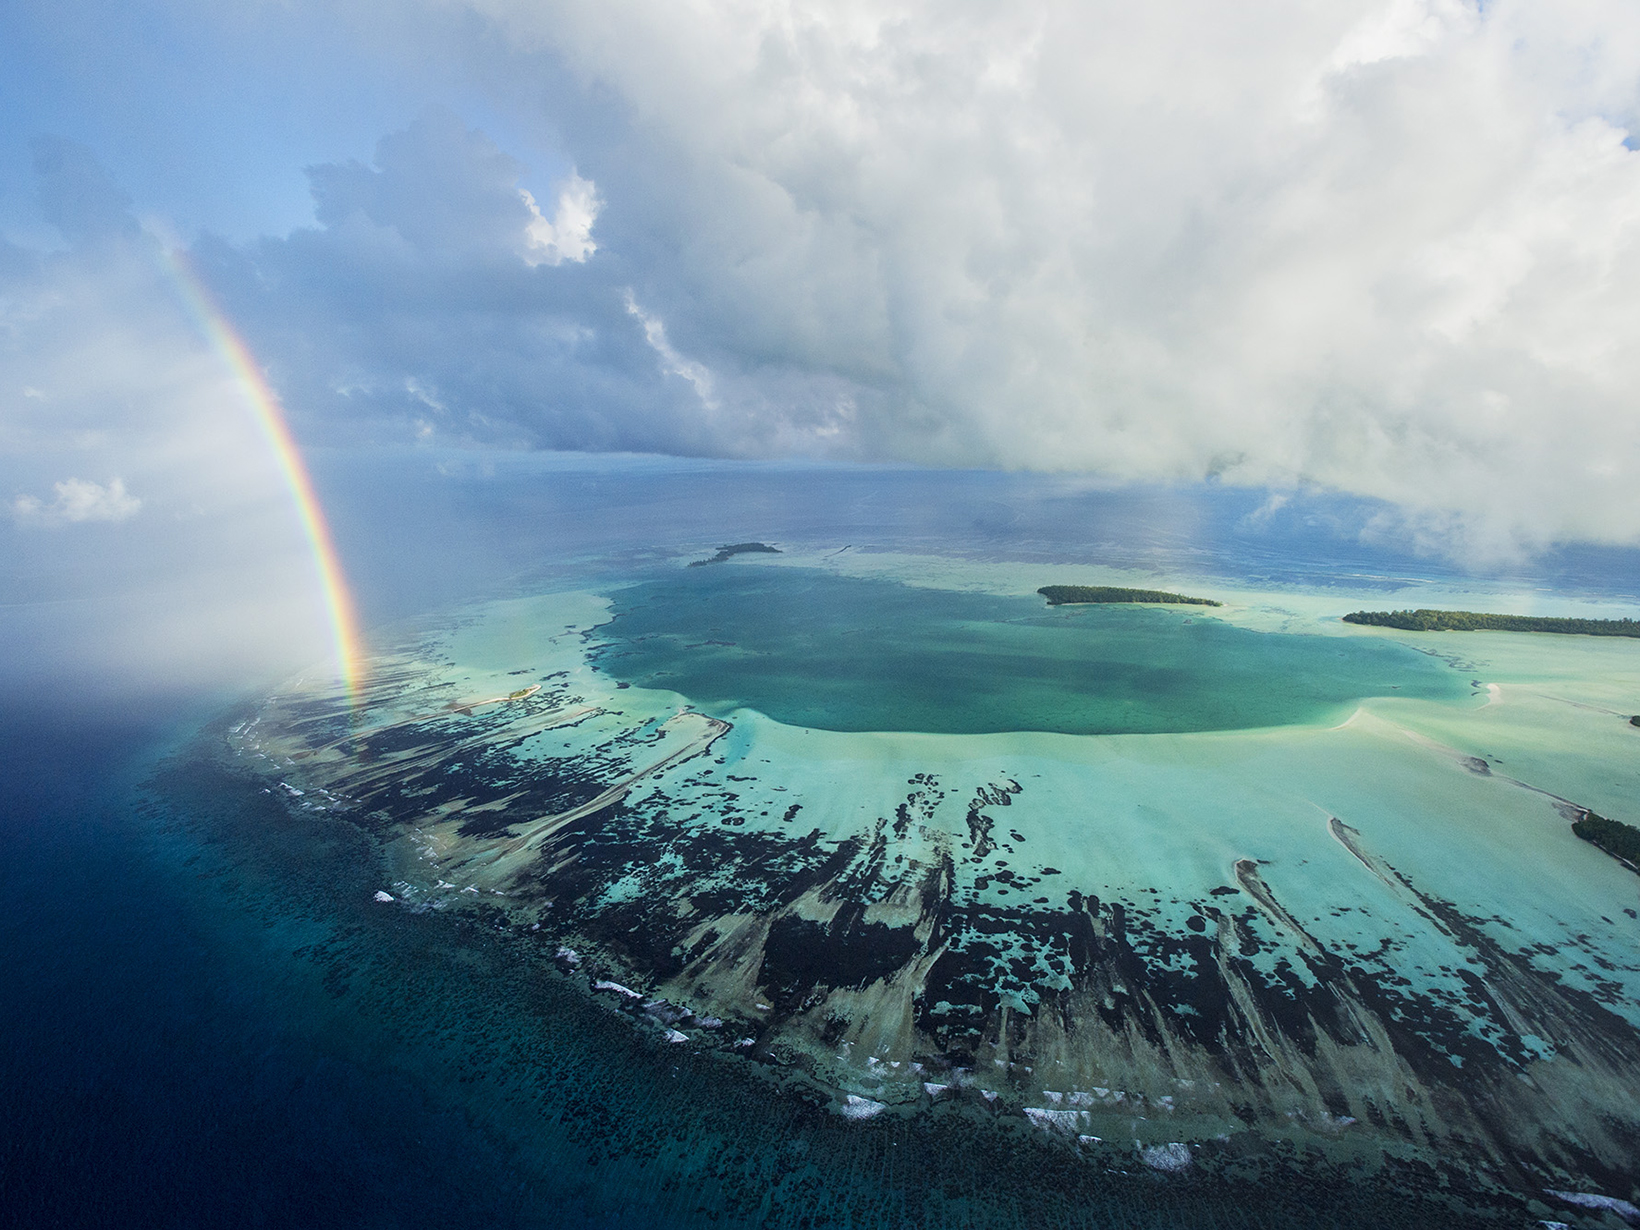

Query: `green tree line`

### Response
(1038, 585, 1221, 607)
(1342, 609, 1640, 637)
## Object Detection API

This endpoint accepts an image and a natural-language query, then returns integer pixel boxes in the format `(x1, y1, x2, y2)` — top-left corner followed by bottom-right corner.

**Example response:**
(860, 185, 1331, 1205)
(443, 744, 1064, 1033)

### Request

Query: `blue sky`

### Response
(0, 0, 576, 242)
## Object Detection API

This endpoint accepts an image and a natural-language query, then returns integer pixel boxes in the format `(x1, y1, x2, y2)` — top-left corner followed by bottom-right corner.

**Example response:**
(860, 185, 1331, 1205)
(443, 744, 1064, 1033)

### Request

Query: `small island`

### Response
(1572, 811, 1640, 872)
(1038, 585, 1221, 607)
(1342, 609, 1640, 637)
(688, 542, 782, 567)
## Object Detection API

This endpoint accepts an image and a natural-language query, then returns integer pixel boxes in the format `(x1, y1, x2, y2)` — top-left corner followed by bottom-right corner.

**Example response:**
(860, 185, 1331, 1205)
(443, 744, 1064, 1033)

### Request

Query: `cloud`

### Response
(420, 0, 1640, 556)
(623, 290, 717, 411)
(47, 0, 1640, 559)
(1240, 492, 1292, 533)
(521, 172, 599, 266)
(13, 476, 141, 525)
(196, 109, 704, 455)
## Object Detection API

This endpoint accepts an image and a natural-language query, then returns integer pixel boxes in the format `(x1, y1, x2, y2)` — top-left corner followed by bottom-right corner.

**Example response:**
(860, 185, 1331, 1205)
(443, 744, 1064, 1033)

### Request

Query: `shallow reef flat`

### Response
(227, 554, 1640, 1221)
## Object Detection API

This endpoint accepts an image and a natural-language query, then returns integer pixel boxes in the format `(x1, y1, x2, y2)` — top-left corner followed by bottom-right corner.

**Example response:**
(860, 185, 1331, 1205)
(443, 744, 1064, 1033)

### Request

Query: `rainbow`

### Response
(159, 245, 366, 705)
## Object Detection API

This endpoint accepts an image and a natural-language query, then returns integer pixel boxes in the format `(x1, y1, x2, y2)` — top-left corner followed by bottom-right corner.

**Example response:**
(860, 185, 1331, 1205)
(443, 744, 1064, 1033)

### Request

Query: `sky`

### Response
(4, 0, 1640, 686)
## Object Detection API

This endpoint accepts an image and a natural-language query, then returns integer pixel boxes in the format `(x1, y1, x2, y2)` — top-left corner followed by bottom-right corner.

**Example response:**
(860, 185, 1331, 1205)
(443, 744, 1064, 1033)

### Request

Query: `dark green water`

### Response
(592, 567, 1466, 734)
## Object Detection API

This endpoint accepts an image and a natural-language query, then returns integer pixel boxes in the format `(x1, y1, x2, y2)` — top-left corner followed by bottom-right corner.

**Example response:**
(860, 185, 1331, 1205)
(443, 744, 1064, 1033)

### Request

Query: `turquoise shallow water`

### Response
(592, 566, 1468, 734)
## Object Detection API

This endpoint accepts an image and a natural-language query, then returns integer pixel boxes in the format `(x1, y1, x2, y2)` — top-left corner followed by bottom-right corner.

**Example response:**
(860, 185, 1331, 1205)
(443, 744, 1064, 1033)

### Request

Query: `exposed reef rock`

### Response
(688, 542, 781, 567)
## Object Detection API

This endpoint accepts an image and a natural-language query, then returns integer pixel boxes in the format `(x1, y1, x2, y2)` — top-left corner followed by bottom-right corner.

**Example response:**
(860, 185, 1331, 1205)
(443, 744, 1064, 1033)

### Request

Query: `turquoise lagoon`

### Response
(591, 566, 1468, 734)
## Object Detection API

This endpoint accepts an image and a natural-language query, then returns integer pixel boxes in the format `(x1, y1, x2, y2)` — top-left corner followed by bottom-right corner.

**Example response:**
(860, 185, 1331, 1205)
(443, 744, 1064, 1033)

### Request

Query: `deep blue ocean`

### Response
(7, 456, 1640, 1228)
(0, 692, 553, 1228)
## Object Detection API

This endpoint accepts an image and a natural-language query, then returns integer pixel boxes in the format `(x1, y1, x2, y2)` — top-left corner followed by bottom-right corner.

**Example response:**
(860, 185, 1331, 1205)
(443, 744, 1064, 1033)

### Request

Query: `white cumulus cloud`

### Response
(97, 0, 1640, 557)
(435, 0, 1640, 555)
(623, 290, 717, 411)
(13, 476, 141, 526)
(521, 172, 600, 266)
